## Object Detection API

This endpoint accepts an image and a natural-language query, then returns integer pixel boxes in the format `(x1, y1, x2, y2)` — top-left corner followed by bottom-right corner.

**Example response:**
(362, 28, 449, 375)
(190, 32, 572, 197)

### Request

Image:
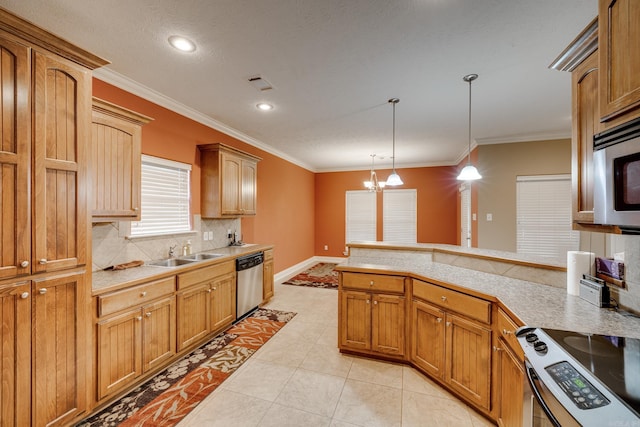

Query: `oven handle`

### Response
(525, 360, 562, 427)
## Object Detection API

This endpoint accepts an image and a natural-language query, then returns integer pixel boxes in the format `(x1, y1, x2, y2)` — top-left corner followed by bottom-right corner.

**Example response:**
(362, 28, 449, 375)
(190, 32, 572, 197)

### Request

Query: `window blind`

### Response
(130, 155, 192, 236)
(383, 189, 417, 243)
(516, 175, 578, 258)
(345, 190, 376, 243)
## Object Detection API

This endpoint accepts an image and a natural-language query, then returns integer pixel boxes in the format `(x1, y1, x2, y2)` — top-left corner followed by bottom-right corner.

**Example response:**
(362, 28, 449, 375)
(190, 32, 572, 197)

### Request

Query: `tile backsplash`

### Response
(92, 215, 240, 271)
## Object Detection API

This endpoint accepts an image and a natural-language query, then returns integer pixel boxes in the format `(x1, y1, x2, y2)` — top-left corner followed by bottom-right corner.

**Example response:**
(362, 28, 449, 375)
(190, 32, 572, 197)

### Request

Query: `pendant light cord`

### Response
(392, 101, 396, 171)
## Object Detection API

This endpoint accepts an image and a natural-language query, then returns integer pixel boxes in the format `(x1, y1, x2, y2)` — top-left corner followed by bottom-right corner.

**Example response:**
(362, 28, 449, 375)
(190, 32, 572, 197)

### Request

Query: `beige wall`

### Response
(475, 139, 571, 253)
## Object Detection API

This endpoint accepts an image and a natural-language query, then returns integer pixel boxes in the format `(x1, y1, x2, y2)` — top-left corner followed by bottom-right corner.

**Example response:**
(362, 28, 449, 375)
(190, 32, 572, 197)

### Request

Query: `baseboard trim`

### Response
(274, 256, 347, 284)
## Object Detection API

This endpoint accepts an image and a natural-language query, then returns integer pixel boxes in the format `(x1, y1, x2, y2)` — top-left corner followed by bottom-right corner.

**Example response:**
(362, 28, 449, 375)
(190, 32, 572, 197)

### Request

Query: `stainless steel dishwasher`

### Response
(236, 251, 264, 320)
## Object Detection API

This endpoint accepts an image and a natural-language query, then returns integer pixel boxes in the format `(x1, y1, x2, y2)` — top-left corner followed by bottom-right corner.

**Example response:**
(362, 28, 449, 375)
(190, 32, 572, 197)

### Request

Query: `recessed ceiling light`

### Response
(256, 103, 273, 111)
(168, 35, 196, 52)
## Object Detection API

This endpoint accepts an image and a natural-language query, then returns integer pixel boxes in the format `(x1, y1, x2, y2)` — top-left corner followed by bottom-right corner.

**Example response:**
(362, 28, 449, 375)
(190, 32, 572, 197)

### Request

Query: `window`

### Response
(383, 189, 417, 243)
(516, 175, 579, 258)
(345, 190, 376, 243)
(130, 155, 192, 236)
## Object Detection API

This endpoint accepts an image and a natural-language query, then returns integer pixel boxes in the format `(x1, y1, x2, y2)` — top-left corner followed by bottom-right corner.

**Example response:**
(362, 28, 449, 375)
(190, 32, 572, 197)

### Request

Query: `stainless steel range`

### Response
(516, 327, 640, 426)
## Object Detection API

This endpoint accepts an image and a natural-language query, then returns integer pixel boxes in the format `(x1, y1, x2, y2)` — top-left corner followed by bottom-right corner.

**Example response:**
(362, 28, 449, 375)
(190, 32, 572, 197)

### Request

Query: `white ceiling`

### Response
(0, 0, 597, 172)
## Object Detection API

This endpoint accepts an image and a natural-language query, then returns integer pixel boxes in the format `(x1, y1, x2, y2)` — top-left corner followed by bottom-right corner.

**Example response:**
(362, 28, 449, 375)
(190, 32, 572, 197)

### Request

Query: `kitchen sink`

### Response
(182, 253, 224, 261)
(146, 258, 197, 267)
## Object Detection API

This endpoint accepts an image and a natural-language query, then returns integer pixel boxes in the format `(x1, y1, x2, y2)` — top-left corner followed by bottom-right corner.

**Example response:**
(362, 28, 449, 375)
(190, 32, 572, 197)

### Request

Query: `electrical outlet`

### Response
(486, 213, 493, 221)
(203, 231, 209, 241)
(208, 231, 213, 240)
(324, 245, 328, 251)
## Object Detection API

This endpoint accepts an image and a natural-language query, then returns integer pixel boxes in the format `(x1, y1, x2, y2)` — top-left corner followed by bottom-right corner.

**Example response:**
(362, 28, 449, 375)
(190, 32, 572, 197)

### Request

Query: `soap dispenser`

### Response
(185, 239, 192, 255)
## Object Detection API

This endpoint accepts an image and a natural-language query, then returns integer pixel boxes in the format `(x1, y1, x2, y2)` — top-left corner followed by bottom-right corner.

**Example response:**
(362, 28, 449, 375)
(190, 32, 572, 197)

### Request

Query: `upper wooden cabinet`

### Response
(599, 0, 640, 122)
(91, 98, 152, 221)
(198, 143, 261, 218)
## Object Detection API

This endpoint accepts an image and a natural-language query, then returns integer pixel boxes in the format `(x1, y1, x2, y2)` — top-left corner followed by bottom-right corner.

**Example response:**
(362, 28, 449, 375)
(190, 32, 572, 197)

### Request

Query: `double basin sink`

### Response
(146, 252, 224, 267)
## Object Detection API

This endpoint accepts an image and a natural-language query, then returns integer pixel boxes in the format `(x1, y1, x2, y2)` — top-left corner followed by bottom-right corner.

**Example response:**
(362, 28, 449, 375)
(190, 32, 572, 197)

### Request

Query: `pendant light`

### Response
(363, 154, 386, 192)
(457, 74, 482, 181)
(386, 98, 403, 186)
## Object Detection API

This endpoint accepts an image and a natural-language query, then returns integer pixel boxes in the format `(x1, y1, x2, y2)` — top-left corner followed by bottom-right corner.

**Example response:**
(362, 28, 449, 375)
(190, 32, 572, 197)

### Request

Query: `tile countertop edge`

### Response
(91, 244, 274, 296)
(336, 256, 640, 340)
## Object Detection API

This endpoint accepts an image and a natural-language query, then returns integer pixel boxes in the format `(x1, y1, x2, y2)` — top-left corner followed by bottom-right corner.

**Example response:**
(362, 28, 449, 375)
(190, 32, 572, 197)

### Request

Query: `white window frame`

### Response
(383, 189, 417, 243)
(516, 174, 579, 258)
(460, 183, 471, 248)
(129, 155, 192, 237)
(345, 190, 376, 244)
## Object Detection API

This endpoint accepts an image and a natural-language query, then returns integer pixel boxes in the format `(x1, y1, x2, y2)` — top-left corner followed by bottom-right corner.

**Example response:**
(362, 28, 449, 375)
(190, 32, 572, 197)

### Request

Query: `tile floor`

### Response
(177, 281, 496, 427)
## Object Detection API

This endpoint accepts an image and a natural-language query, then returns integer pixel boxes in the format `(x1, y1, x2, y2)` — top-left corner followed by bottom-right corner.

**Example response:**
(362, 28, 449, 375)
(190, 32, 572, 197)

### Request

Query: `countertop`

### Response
(337, 246, 640, 339)
(91, 243, 273, 295)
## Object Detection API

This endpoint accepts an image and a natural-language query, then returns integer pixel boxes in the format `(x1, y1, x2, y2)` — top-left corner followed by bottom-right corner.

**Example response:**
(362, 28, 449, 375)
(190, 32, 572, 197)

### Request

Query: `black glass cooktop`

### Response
(543, 328, 640, 417)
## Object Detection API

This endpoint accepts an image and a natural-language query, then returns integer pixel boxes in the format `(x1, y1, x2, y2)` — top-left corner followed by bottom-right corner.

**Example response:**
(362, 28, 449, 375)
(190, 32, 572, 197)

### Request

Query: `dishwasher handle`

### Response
(236, 252, 264, 271)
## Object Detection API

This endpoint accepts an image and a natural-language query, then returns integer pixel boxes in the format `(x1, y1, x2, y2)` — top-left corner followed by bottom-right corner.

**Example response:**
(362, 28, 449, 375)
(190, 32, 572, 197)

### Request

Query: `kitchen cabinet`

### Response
(492, 309, 525, 427)
(339, 272, 406, 358)
(96, 277, 176, 400)
(176, 261, 236, 351)
(198, 143, 261, 218)
(599, 0, 640, 123)
(411, 279, 492, 410)
(91, 98, 152, 221)
(0, 9, 107, 426)
(263, 249, 274, 302)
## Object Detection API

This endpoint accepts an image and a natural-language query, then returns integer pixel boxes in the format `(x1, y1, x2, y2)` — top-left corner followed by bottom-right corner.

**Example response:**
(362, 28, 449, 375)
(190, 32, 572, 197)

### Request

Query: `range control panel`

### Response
(545, 361, 610, 410)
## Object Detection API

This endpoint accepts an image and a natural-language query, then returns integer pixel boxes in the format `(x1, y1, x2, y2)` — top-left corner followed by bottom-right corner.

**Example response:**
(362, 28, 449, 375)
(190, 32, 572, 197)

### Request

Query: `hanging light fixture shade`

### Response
(386, 98, 403, 186)
(457, 74, 482, 181)
(363, 154, 386, 192)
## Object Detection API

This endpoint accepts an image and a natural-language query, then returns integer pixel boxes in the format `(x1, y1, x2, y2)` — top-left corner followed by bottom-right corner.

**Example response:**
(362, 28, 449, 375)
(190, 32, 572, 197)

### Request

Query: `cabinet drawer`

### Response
(178, 261, 235, 290)
(264, 249, 274, 261)
(497, 308, 524, 359)
(99, 276, 175, 317)
(412, 279, 490, 324)
(342, 272, 405, 293)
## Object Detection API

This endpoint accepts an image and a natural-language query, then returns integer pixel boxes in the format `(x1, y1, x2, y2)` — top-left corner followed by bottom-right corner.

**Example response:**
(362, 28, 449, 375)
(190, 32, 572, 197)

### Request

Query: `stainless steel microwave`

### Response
(594, 117, 640, 232)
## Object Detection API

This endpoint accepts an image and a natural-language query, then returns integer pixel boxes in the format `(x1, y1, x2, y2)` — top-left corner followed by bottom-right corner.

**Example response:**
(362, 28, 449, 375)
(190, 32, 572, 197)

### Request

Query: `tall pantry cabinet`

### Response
(0, 8, 108, 427)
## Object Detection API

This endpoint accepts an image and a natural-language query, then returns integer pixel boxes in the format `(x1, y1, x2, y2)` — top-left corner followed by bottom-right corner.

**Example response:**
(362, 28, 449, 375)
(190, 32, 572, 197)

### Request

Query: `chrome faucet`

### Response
(168, 245, 177, 258)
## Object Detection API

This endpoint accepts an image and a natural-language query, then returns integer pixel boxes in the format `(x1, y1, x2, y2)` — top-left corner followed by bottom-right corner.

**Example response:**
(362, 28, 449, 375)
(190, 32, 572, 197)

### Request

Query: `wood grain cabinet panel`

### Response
(494, 337, 525, 427)
(340, 290, 371, 351)
(263, 249, 274, 303)
(198, 143, 261, 218)
(210, 273, 236, 331)
(91, 98, 152, 221)
(141, 296, 176, 373)
(599, 0, 640, 122)
(176, 282, 212, 351)
(411, 299, 446, 379)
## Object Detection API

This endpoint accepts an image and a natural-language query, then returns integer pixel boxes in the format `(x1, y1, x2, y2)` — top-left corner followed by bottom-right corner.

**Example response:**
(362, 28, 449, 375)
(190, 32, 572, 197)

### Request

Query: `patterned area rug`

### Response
(77, 308, 296, 427)
(282, 262, 339, 289)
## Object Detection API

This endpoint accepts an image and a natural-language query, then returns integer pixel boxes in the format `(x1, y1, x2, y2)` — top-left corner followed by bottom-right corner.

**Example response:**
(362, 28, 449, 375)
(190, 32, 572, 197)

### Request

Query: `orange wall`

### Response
(92, 79, 315, 273)
(314, 166, 459, 257)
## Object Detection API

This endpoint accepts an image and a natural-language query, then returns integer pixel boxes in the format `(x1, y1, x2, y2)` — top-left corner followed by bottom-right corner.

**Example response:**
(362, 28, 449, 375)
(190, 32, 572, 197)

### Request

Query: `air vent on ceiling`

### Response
(248, 75, 273, 91)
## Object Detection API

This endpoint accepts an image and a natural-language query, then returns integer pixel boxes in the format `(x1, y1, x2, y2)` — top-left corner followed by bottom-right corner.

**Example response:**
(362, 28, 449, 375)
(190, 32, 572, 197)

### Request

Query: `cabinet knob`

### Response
(493, 346, 503, 352)
(366, 299, 370, 304)
(145, 312, 151, 317)
(39, 259, 47, 265)
(502, 329, 513, 335)
(446, 321, 451, 327)
(136, 316, 142, 321)
(370, 281, 374, 286)
(39, 288, 47, 295)
(20, 260, 29, 268)
(212, 287, 217, 291)
(134, 207, 139, 211)
(20, 292, 29, 299)
(140, 291, 147, 297)
(373, 300, 377, 305)
(436, 317, 442, 323)
(441, 296, 447, 302)
(207, 289, 212, 293)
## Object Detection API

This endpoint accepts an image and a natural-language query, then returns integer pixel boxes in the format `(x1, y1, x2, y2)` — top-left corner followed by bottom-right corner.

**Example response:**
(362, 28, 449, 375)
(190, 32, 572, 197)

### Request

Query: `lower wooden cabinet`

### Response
(263, 249, 274, 302)
(495, 337, 525, 427)
(96, 277, 176, 400)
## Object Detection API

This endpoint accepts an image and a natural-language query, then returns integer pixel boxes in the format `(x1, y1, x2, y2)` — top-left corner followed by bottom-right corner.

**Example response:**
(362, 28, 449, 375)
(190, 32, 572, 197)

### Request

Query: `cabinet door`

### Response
(411, 299, 446, 379)
(572, 51, 601, 224)
(446, 313, 492, 410)
(496, 339, 525, 427)
(211, 273, 236, 331)
(97, 308, 142, 400)
(91, 101, 147, 220)
(371, 293, 405, 356)
(32, 50, 90, 273)
(32, 271, 87, 426)
(220, 152, 241, 215)
(0, 281, 31, 427)
(339, 290, 371, 351)
(0, 35, 30, 280)
(240, 159, 257, 214)
(263, 258, 274, 302)
(142, 296, 176, 373)
(599, 0, 640, 121)
(176, 282, 211, 351)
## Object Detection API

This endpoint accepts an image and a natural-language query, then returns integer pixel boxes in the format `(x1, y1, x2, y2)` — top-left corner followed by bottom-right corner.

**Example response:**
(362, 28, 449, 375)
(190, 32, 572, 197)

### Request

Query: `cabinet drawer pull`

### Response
(502, 329, 513, 335)
(20, 292, 29, 299)
(145, 312, 151, 317)
(20, 260, 29, 268)
(140, 291, 147, 297)
(493, 346, 503, 352)
(370, 280, 374, 286)
(39, 288, 47, 295)
(441, 296, 447, 302)
(39, 259, 47, 265)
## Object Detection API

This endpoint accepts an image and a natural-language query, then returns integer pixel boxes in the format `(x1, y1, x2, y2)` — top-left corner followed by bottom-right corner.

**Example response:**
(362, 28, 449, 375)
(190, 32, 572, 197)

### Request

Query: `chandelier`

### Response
(364, 154, 386, 192)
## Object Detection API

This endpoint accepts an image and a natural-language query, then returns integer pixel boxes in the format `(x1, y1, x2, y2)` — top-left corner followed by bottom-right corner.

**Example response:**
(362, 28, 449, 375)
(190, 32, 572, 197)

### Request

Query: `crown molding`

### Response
(93, 68, 316, 172)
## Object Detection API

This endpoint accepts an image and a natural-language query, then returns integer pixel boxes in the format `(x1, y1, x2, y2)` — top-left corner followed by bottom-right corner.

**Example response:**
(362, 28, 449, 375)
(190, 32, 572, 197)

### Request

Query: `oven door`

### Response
(524, 360, 581, 427)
